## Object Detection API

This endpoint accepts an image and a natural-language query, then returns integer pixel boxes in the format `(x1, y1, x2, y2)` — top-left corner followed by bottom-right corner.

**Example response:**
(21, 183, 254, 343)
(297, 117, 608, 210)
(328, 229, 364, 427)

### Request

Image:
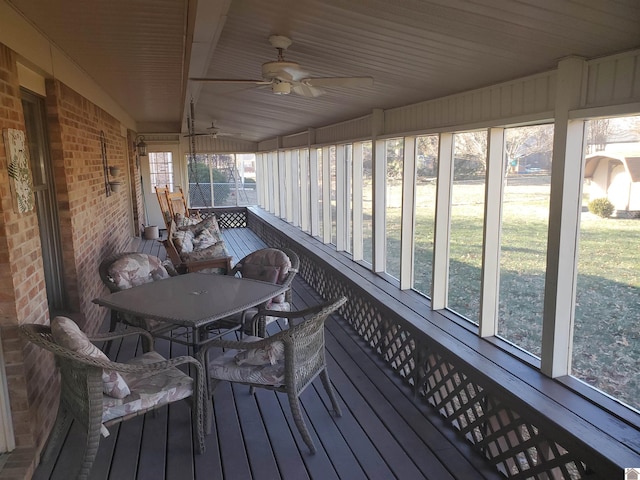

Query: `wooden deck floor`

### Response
(34, 229, 500, 480)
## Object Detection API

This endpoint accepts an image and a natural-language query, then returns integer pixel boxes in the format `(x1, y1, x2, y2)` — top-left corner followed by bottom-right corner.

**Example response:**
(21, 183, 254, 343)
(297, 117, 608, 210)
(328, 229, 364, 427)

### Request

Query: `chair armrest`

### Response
(88, 327, 153, 344)
(104, 354, 204, 376)
(53, 347, 204, 378)
(199, 298, 346, 355)
(199, 334, 280, 354)
(254, 300, 342, 321)
(89, 327, 155, 352)
(162, 237, 183, 267)
(185, 256, 232, 273)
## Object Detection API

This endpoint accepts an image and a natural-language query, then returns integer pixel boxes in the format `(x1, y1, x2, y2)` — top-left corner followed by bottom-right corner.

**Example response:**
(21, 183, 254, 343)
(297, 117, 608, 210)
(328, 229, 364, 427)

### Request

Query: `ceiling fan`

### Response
(190, 35, 374, 97)
(183, 121, 238, 138)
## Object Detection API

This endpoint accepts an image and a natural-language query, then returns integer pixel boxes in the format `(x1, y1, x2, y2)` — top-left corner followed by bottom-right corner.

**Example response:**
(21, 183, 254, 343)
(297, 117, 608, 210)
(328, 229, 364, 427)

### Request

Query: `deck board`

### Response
(33, 228, 500, 480)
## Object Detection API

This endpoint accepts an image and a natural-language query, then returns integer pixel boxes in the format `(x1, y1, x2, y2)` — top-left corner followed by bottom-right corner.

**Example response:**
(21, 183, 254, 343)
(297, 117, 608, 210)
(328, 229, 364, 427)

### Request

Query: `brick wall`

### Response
(0, 43, 53, 479)
(45, 80, 133, 331)
(0, 42, 140, 479)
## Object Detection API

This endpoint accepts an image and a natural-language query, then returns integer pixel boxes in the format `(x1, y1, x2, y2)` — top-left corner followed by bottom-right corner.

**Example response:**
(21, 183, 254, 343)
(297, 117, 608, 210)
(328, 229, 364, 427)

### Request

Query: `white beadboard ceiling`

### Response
(7, 0, 640, 141)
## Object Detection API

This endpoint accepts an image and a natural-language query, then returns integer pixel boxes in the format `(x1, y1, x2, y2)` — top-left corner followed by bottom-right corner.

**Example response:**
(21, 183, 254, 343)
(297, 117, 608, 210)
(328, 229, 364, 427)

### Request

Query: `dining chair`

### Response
(199, 296, 347, 454)
(98, 252, 177, 337)
(227, 247, 300, 336)
(20, 317, 205, 480)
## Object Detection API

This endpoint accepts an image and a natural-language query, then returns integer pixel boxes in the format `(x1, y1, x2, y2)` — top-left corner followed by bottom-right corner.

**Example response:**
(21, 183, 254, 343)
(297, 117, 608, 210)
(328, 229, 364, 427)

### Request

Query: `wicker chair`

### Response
(199, 296, 346, 454)
(98, 252, 178, 338)
(227, 247, 300, 337)
(20, 319, 205, 480)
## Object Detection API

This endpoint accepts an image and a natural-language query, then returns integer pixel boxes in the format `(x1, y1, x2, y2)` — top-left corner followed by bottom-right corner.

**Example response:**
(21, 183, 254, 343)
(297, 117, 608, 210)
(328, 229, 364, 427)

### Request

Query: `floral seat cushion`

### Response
(208, 336, 286, 386)
(180, 241, 229, 263)
(51, 317, 131, 399)
(105, 254, 172, 330)
(107, 253, 171, 290)
(173, 212, 201, 228)
(102, 350, 194, 423)
(178, 216, 222, 242)
(171, 215, 229, 260)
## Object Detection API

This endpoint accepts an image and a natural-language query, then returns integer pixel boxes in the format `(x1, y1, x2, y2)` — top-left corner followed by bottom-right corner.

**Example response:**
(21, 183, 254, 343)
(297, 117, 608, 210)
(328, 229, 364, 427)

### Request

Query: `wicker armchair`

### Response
(199, 296, 346, 454)
(227, 247, 300, 337)
(98, 251, 178, 343)
(20, 319, 205, 480)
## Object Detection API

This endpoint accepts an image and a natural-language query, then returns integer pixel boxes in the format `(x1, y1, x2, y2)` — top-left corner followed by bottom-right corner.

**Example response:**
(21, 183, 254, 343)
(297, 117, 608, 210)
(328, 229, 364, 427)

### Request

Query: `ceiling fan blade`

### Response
(183, 132, 212, 137)
(291, 82, 325, 97)
(301, 76, 374, 88)
(189, 78, 272, 85)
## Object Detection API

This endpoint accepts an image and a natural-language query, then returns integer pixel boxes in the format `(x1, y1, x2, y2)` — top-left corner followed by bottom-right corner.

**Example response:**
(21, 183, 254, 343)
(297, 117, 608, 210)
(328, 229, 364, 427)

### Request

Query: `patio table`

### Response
(93, 272, 288, 352)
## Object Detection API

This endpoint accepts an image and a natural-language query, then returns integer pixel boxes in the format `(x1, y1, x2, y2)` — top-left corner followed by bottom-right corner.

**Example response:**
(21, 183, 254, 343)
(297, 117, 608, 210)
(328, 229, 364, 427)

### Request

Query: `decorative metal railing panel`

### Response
(246, 210, 603, 480)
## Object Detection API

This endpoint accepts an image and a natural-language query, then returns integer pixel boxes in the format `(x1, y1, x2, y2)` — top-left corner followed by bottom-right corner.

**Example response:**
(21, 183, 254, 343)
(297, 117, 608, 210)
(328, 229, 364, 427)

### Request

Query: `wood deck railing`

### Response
(243, 206, 640, 480)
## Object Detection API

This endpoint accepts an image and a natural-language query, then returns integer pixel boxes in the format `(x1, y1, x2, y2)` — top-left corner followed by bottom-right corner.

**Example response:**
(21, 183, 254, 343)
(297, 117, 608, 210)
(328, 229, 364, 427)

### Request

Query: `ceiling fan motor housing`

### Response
(262, 60, 300, 79)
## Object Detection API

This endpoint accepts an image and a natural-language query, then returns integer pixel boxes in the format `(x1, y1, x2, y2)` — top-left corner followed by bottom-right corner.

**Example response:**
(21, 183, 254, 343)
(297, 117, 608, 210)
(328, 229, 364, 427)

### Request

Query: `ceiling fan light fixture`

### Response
(272, 81, 291, 95)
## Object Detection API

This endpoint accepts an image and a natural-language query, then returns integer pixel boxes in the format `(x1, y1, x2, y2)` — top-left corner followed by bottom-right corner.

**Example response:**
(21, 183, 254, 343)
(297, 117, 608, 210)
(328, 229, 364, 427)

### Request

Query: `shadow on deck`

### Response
(34, 228, 499, 480)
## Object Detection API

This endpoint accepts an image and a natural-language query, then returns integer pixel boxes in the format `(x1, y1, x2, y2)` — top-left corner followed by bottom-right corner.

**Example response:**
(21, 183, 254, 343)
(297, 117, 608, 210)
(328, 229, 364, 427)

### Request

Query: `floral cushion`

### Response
(241, 264, 280, 284)
(161, 259, 179, 277)
(172, 216, 226, 259)
(239, 249, 291, 283)
(193, 267, 228, 275)
(179, 216, 222, 241)
(102, 351, 193, 423)
(208, 340, 285, 387)
(107, 253, 171, 290)
(239, 249, 292, 304)
(172, 229, 195, 254)
(240, 248, 291, 303)
(51, 317, 130, 399)
(192, 228, 218, 250)
(174, 212, 201, 227)
(233, 336, 285, 366)
(180, 241, 229, 262)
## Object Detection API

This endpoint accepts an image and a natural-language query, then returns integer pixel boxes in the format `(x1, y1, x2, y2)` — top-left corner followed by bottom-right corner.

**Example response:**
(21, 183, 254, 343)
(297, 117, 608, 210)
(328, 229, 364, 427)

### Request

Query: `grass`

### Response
(378, 176, 640, 411)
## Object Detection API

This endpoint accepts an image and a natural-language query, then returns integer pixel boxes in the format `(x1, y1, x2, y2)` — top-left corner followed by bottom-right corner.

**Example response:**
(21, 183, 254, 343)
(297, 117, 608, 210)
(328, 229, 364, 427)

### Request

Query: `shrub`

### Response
(588, 197, 615, 218)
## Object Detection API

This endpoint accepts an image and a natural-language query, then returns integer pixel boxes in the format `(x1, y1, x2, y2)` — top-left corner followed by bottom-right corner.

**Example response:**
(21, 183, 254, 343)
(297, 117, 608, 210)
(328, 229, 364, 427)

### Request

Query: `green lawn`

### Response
(381, 177, 640, 411)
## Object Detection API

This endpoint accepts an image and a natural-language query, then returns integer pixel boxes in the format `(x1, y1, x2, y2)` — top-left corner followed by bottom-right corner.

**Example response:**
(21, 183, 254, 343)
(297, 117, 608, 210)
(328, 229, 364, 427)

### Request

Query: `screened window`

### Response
(574, 115, 640, 410)
(329, 146, 337, 245)
(497, 125, 553, 356)
(447, 130, 487, 323)
(236, 153, 257, 206)
(345, 144, 353, 254)
(317, 147, 324, 238)
(412, 135, 439, 297)
(187, 153, 257, 207)
(385, 138, 404, 280)
(362, 141, 373, 265)
(300, 148, 310, 233)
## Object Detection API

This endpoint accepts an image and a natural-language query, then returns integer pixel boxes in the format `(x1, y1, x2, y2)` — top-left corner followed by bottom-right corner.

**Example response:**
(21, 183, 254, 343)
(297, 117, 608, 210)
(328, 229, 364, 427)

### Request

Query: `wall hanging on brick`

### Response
(3, 128, 34, 214)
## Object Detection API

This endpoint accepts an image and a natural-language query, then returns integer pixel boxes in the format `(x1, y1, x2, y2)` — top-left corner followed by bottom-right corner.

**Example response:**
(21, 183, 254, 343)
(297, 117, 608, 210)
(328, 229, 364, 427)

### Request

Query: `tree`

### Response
(505, 124, 554, 174)
(585, 116, 640, 154)
(416, 135, 439, 179)
(454, 130, 487, 178)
